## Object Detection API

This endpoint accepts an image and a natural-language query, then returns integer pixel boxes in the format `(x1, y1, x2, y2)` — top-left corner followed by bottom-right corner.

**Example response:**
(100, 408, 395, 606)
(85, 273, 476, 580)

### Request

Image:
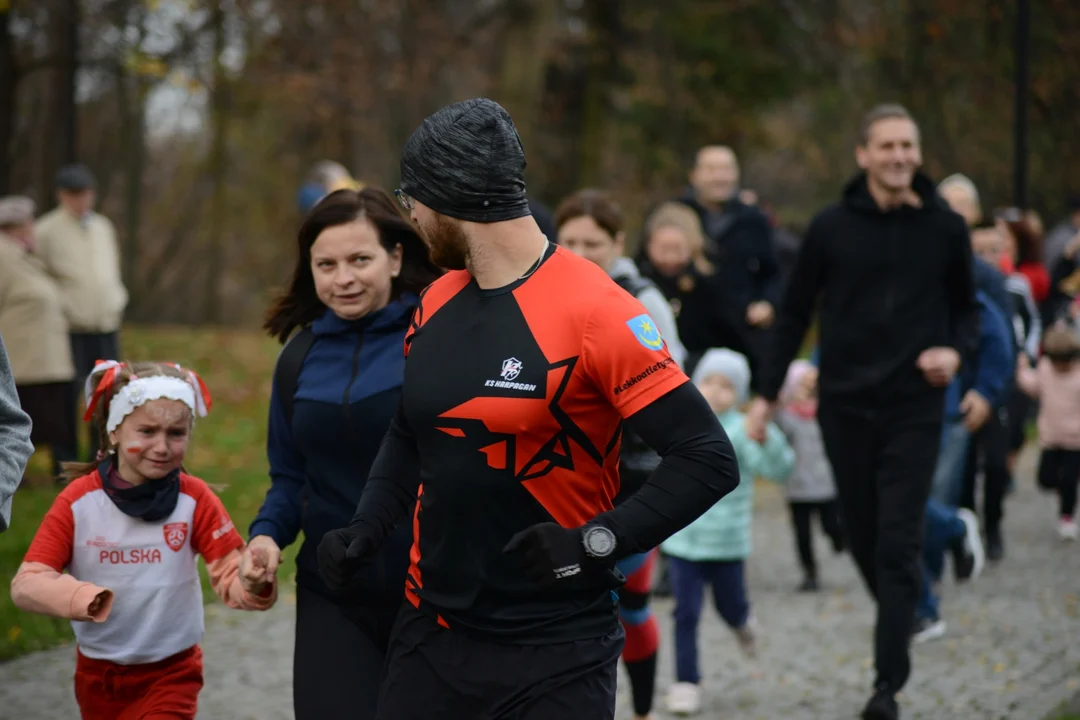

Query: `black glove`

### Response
(503, 522, 619, 589)
(317, 524, 380, 592)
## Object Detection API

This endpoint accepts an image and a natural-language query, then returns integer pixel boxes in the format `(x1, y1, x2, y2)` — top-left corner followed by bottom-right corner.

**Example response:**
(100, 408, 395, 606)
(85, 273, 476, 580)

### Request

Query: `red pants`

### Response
(74, 645, 203, 720)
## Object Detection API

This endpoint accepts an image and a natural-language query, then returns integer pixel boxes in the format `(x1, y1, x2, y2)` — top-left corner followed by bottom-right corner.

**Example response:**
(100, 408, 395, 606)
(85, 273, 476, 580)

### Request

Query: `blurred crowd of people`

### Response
(269, 107, 1080, 720)
(0, 164, 127, 479)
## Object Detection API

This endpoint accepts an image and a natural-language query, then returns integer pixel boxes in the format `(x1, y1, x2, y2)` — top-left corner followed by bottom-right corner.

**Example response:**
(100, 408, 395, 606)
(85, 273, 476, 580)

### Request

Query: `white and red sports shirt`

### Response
(24, 470, 245, 665)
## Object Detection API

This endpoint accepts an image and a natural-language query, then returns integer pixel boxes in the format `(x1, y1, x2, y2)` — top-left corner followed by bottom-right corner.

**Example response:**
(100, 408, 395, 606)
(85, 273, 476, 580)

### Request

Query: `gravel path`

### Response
(3, 449, 1078, 720)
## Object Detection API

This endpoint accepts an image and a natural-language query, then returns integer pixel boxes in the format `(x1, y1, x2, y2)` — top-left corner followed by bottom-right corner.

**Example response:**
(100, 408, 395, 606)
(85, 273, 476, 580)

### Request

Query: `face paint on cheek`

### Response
(125, 446, 143, 455)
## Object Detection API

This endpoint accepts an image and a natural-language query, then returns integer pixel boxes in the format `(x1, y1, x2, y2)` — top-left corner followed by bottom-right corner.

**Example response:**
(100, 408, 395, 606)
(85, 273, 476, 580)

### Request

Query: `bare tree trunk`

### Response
(141, 181, 209, 301)
(36, 0, 80, 207)
(58, 0, 78, 163)
(116, 60, 146, 310)
(577, 0, 623, 187)
(496, 0, 560, 196)
(203, 0, 229, 324)
(0, 5, 16, 196)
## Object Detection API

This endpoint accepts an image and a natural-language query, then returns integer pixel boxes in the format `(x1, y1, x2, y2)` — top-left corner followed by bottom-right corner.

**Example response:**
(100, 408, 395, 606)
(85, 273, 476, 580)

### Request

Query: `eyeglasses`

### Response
(394, 189, 414, 212)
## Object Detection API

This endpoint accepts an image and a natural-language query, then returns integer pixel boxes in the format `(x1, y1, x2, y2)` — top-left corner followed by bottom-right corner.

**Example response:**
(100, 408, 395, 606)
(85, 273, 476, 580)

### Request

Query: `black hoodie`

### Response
(758, 172, 979, 406)
(673, 189, 779, 309)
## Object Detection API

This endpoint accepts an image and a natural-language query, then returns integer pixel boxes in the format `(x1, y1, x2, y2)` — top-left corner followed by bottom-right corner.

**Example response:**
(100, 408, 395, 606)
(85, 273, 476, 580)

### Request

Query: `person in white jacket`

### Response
(34, 164, 128, 460)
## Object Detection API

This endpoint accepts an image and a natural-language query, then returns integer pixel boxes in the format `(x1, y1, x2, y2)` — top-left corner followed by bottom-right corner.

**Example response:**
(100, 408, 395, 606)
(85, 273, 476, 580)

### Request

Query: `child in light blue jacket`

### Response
(661, 349, 793, 716)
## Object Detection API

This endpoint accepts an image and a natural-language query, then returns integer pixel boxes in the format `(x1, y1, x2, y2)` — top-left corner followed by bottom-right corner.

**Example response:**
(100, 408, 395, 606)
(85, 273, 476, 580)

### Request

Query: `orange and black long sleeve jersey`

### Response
(352, 245, 737, 644)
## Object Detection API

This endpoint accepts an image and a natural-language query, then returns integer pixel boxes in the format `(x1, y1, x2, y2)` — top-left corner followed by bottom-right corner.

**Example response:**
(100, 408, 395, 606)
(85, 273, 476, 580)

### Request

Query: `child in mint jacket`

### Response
(661, 348, 794, 716)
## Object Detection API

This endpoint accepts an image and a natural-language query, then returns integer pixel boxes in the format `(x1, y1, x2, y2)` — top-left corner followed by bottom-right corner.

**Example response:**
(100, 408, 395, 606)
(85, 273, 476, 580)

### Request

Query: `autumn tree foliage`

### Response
(2, 0, 1078, 324)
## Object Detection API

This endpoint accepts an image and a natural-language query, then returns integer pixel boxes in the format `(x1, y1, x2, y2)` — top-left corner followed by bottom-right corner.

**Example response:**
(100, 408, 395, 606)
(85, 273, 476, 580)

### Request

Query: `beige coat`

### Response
(0, 233, 75, 384)
(34, 208, 127, 333)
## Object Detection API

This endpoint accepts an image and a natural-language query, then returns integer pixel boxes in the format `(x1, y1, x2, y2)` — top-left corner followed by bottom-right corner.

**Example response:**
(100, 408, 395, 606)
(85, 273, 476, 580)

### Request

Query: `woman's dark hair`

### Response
(997, 207, 1043, 266)
(553, 189, 624, 238)
(1007, 217, 1043, 266)
(264, 187, 442, 343)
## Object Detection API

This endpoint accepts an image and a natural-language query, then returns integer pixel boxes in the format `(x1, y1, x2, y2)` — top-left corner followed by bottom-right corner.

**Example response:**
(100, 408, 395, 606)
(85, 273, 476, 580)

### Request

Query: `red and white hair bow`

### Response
(83, 359, 125, 422)
(170, 363, 213, 417)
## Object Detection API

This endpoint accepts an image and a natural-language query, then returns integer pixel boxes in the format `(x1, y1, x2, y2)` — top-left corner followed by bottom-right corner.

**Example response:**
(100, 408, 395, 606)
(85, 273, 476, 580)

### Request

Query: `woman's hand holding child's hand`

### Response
(240, 536, 281, 595)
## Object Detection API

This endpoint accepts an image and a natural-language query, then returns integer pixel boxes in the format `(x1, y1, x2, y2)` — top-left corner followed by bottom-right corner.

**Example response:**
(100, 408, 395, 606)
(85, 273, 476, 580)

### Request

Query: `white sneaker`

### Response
(1058, 518, 1079, 541)
(953, 507, 985, 582)
(912, 617, 947, 644)
(666, 682, 702, 716)
(734, 612, 760, 659)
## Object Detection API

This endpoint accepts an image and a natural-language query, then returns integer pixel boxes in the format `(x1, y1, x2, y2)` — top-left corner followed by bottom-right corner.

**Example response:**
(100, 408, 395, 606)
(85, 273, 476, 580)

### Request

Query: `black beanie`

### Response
(400, 98, 531, 224)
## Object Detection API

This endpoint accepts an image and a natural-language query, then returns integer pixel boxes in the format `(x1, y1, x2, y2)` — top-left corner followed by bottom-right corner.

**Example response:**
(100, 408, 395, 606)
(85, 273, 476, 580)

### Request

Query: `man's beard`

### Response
(419, 213, 470, 271)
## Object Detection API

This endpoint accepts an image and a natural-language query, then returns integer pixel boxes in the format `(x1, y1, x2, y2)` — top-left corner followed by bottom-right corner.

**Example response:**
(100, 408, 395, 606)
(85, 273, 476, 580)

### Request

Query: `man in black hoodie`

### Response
(746, 104, 978, 720)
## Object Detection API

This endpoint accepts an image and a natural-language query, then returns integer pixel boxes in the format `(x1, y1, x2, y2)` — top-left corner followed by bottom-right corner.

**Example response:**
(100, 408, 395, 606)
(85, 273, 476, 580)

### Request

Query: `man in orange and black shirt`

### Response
(318, 98, 738, 719)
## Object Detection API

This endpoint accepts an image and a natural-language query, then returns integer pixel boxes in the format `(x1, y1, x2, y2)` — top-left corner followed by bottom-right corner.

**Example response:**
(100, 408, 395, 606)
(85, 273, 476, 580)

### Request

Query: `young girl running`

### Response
(10, 360, 277, 720)
(775, 360, 845, 592)
(1016, 323, 1080, 540)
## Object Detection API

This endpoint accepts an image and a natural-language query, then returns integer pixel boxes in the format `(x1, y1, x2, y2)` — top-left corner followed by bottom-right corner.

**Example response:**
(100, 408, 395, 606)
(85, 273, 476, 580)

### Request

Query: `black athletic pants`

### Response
(789, 500, 845, 579)
(293, 585, 400, 720)
(375, 603, 623, 719)
(1007, 390, 1032, 453)
(959, 404, 1011, 538)
(816, 393, 943, 693)
(1038, 448, 1080, 517)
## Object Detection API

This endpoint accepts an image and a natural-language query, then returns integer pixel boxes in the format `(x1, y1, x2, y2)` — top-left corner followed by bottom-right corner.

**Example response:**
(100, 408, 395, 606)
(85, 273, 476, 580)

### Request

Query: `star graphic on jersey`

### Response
(432, 356, 606, 480)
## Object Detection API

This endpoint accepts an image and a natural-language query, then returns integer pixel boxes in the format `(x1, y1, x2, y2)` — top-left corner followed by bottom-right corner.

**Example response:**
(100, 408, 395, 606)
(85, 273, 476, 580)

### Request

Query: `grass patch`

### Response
(0, 325, 297, 661)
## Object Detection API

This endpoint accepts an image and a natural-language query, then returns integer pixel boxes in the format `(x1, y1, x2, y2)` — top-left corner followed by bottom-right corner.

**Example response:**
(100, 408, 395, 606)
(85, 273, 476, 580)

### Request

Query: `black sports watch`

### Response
(581, 525, 617, 559)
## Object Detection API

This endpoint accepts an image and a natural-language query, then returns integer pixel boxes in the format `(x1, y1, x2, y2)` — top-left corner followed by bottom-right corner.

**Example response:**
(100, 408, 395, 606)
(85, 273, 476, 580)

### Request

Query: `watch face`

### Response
(585, 527, 615, 557)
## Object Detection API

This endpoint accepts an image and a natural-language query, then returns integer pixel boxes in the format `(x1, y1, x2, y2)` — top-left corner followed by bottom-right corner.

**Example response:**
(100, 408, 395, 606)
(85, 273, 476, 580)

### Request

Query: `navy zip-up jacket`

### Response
(944, 291, 1013, 421)
(250, 299, 416, 605)
(972, 256, 1016, 357)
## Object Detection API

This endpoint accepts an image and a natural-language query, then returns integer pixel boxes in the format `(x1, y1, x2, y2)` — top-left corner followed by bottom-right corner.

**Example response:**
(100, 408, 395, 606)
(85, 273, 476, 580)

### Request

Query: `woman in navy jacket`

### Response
(246, 187, 441, 719)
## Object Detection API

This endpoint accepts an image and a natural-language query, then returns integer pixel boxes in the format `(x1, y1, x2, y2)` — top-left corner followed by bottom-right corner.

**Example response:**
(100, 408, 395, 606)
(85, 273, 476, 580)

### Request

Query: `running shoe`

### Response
(666, 682, 702, 716)
(949, 508, 985, 582)
(912, 616, 947, 644)
(734, 612, 760, 659)
(862, 684, 899, 720)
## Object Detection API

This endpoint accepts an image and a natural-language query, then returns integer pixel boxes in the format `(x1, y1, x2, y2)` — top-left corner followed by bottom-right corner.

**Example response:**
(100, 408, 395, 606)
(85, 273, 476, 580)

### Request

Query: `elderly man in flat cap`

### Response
(34, 164, 127, 459)
(0, 196, 76, 481)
